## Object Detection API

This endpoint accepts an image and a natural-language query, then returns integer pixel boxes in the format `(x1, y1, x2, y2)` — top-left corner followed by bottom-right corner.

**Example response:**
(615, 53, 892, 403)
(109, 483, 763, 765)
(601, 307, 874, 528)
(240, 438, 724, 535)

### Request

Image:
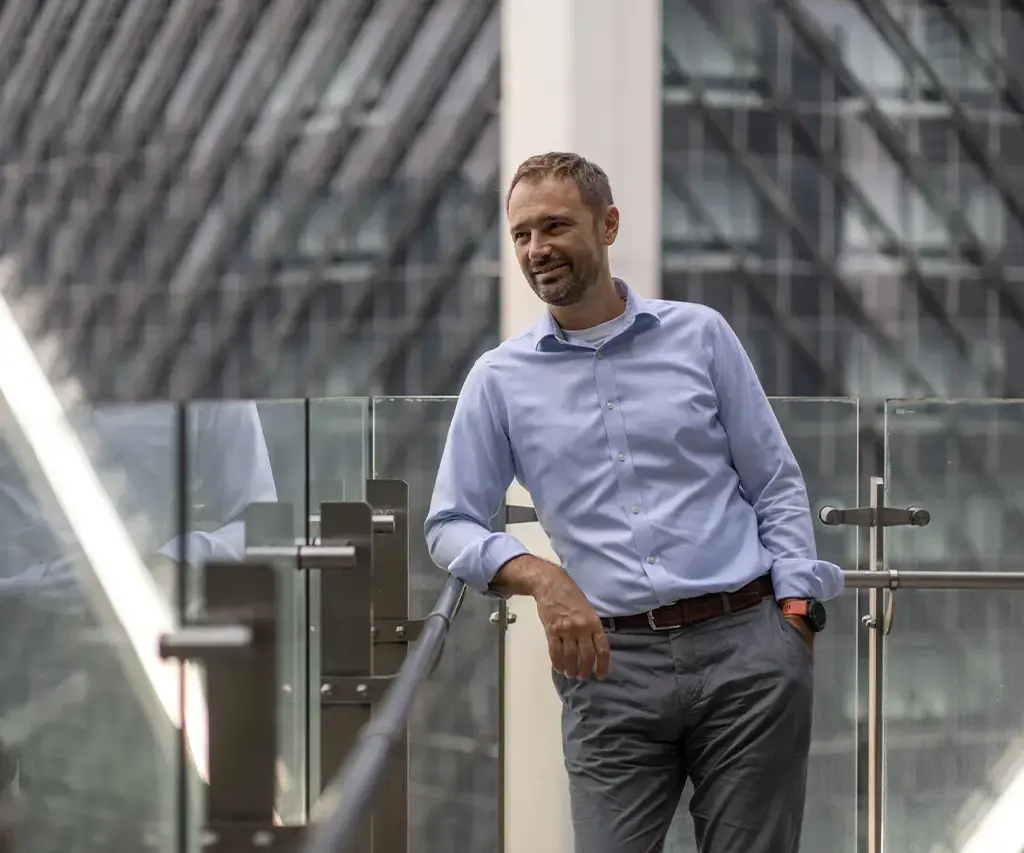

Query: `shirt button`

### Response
(647, 555, 657, 564)
(631, 505, 640, 514)
(596, 351, 603, 359)
(606, 401, 616, 410)
(617, 453, 626, 462)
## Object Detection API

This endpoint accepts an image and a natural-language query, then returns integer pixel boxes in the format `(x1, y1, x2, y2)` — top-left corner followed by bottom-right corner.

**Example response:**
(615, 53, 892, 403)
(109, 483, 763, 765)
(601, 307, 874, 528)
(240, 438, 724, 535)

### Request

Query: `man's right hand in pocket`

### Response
(492, 555, 610, 681)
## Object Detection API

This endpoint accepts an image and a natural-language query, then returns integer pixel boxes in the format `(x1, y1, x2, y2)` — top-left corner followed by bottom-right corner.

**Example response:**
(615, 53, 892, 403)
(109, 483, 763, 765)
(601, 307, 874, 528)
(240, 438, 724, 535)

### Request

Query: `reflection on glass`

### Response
(373, 397, 499, 853)
(664, 398, 860, 852)
(885, 400, 1024, 853)
(0, 402, 186, 852)
(307, 398, 369, 803)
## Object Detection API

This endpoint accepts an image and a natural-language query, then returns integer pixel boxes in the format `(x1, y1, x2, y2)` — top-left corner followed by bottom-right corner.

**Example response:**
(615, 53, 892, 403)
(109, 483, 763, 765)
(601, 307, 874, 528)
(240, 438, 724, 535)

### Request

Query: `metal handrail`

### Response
(295, 566, 1024, 853)
(844, 569, 1024, 590)
(299, 575, 467, 853)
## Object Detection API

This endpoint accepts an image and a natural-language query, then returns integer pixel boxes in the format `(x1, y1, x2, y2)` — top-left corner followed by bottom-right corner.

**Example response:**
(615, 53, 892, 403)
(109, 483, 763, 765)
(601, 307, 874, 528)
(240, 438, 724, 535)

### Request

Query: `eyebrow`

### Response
(509, 213, 575, 233)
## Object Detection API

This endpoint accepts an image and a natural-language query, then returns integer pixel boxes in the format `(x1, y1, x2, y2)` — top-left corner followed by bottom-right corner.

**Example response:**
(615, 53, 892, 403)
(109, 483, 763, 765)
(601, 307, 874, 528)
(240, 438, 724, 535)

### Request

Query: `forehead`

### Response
(507, 177, 587, 229)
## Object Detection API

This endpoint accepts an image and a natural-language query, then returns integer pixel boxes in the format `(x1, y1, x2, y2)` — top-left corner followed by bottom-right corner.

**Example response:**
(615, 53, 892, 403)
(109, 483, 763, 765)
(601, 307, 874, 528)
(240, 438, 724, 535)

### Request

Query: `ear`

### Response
(602, 205, 620, 246)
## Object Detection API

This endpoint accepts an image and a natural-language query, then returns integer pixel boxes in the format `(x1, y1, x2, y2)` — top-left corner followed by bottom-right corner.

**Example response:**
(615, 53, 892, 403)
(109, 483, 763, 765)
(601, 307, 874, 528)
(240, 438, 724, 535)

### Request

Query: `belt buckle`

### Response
(646, 607, 685, 631)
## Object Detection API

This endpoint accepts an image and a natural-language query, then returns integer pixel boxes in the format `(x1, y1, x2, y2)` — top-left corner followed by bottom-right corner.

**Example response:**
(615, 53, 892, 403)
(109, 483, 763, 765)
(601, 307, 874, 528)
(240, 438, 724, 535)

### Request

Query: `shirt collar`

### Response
(530, 278, 661, 351)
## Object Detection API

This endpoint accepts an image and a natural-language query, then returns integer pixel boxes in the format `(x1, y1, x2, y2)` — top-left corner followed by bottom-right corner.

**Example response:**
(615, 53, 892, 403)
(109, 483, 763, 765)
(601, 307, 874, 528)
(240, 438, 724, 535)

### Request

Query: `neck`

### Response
(550, 273, 625, 331)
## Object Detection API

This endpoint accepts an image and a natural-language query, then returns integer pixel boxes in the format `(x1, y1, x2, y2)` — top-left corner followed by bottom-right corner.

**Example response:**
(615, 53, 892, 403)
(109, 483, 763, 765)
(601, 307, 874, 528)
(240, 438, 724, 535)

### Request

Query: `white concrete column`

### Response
(499, 3, 662, 852)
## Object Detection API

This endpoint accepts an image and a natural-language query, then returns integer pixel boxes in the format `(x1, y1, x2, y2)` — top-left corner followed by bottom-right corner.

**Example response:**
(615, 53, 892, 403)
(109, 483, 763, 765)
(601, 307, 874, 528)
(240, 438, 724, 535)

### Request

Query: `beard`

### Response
(527, 254, 597, 307)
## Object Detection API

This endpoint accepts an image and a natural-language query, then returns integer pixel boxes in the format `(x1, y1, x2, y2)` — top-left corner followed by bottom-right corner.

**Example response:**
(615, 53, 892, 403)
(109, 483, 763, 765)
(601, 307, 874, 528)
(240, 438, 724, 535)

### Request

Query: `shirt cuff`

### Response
(449, 532, 531, 595)
(770, 557, 845, 601)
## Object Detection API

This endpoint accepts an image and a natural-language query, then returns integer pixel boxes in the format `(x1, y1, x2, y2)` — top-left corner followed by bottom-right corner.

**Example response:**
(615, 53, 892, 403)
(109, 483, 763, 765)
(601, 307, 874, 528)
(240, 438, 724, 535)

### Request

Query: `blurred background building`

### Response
(2, 1, 1024, 852)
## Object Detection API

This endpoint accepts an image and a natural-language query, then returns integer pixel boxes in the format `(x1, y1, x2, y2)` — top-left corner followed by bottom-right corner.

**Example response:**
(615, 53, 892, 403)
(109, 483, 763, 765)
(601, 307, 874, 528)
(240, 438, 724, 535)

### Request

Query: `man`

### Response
(425, 152, 844, 853)
(0, 401, 278, 852)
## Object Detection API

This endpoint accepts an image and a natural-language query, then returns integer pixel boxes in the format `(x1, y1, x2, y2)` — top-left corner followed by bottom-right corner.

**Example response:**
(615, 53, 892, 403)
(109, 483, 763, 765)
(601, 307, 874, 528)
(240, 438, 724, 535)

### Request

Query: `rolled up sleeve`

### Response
(425, 357, 530, 594)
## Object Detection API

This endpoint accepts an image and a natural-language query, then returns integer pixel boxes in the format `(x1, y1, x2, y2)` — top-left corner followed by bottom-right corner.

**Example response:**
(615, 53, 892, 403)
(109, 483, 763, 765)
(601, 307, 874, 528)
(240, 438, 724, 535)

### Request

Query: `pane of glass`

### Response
(373, 396, 499, 853)
(663, 398, 860, 851)
(885, 400, 1024, 852)
(0, 399, 183, 852)
(773, 398, 859, 853)
(306, 397, 369, 802)
(661, 0, 758, 85)
(245, 399, 312, 824)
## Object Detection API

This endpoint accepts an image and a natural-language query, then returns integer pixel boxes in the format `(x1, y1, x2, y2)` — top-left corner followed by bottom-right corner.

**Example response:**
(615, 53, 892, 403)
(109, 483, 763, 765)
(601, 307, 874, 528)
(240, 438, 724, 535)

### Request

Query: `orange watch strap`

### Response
(781, 600, 810, 618)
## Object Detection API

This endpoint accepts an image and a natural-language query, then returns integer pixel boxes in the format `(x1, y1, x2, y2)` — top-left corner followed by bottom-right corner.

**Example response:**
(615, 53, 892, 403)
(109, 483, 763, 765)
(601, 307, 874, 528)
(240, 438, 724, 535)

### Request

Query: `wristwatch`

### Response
(781, 599, 827, 633)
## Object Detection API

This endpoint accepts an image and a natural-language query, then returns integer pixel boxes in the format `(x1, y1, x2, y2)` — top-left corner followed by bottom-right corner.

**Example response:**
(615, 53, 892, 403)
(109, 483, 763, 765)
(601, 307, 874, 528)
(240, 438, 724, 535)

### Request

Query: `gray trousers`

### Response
(553, 598, 813, 853)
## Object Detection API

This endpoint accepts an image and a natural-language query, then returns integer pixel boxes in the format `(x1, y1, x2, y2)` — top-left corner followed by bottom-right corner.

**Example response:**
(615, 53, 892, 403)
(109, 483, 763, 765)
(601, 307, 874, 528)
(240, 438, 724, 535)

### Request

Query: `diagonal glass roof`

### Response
(0, 0, 501, 400)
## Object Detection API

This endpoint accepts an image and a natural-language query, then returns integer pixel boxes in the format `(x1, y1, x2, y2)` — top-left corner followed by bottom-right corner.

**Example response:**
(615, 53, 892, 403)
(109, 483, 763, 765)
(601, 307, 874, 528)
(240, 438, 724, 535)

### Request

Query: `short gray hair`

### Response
(505, 152, 614, 217)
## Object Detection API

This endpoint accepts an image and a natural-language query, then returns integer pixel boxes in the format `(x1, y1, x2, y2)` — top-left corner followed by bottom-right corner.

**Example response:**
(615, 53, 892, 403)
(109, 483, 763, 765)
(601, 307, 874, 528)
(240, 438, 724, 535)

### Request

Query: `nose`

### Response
(527, 235, 551, 264)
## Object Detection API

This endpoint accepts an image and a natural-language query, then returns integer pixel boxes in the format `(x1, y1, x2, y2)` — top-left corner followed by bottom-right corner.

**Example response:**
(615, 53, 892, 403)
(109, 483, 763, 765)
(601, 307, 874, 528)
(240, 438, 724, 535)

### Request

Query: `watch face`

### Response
(807, 600, 827, 631)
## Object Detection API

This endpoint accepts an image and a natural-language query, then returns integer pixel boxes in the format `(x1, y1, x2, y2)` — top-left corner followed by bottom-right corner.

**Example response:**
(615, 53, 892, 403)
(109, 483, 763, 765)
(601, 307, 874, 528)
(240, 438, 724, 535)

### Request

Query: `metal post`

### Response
(866, 477, 885, 853)
(366, 479, 411, 853)
(318, 501, 377, 853)
(819, 484, 923, 853)
(159, 561, 303, 853)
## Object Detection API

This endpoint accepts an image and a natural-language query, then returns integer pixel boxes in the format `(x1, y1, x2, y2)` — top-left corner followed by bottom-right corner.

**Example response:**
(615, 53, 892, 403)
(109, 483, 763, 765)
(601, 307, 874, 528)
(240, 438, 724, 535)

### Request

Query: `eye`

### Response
(513, 232, 528, 242)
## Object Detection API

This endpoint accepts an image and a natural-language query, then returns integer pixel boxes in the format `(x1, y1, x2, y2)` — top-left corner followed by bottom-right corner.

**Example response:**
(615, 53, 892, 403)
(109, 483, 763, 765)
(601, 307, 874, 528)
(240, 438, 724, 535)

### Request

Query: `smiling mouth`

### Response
(534, 264, 567, 277)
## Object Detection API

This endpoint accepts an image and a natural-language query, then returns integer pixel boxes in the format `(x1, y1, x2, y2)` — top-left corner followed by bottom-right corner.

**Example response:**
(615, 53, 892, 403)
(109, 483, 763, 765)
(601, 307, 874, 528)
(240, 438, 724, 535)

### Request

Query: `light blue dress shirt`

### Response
(425, 280, 844, 618)
(0, 401, 278, 609)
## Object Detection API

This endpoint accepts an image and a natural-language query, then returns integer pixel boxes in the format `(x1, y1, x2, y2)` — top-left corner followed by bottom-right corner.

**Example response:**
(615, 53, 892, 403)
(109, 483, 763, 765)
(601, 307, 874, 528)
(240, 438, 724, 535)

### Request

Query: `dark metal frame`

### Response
(775, 0, 1024, 331)
(235, 483, 413, 852)
(160, 560, 304, 853)
(301, 575, 465, 853)
(164, 475, 463, 853)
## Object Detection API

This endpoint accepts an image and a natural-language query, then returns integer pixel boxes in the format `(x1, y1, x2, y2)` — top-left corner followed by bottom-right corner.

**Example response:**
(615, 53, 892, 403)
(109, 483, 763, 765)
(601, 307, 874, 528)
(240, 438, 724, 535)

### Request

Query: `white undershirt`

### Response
(561, 310, 631, 348)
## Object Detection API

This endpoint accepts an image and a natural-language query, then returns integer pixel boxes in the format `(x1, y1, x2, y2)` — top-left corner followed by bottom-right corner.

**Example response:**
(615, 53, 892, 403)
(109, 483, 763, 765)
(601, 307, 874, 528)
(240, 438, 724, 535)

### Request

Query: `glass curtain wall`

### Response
(662, 2, 1024, 851)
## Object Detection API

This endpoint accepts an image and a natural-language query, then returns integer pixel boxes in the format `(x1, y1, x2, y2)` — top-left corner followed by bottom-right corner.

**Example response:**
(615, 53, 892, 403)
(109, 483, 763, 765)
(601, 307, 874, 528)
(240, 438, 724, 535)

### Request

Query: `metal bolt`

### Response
(489, 611, 500, 625)
(252, 830, 274, 847)
(199, 830, 219, 848)
(395, 624, 406, 637)
(370, 625, 378, 636)
(282, 683, 292, 694)
(861, 615, 876, 629)
(507, 611, 518, 624)
(356, 683, 368, 695)
(320, 683, 333, 698)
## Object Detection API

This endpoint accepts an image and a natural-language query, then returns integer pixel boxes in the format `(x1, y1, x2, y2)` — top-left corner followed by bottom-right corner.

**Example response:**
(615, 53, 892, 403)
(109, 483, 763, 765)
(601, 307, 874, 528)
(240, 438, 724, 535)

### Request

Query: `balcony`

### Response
(2, 374, 1024, 852)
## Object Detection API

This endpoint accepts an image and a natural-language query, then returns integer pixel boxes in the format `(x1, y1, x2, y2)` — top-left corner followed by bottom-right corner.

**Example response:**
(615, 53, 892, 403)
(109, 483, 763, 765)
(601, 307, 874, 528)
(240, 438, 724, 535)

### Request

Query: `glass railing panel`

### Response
(0, 399, 184, 852)
(661, 397, 860, 852)
(246, 399, 315, 824)
(301, 398, 369, 806)
(773, 397, 860, 853)
(885, 400, 1024, 853)
(372, 396, 499, 853)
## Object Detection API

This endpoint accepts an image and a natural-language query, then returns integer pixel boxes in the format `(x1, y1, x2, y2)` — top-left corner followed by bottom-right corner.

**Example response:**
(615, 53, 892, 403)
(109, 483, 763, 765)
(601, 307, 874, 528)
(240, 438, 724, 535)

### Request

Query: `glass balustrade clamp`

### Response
(308, 512, 397, 535)
(818, 486, 931, 637)
(243, 544, 357, 569)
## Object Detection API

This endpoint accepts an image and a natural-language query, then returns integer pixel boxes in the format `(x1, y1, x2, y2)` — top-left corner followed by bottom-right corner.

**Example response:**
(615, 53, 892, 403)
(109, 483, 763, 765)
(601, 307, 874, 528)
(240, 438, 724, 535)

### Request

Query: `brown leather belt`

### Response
(600, 575, 775, 632)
